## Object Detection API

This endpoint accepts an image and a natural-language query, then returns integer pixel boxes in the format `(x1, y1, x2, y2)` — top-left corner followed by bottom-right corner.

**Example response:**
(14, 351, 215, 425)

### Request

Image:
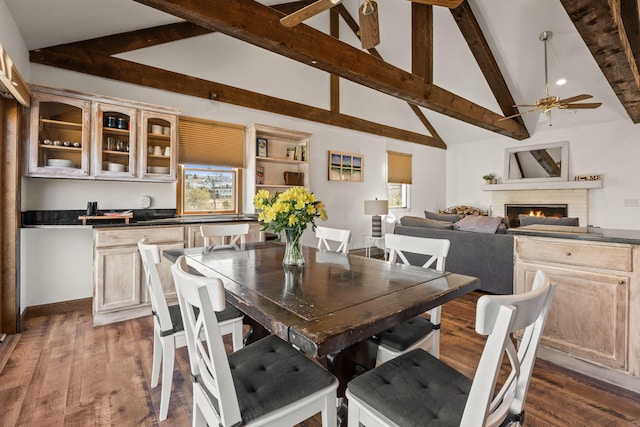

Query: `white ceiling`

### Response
(5, 0, 631, 144)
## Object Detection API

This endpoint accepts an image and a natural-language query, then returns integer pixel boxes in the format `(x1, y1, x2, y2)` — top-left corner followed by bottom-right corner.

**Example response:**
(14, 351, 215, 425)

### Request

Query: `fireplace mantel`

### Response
(481, 180, 602, 191)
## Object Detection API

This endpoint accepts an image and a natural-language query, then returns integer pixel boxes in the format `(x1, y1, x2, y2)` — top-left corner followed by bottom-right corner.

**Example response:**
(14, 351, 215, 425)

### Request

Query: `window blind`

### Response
(178, 116, 245, 167)
(387, 150, 412, 184)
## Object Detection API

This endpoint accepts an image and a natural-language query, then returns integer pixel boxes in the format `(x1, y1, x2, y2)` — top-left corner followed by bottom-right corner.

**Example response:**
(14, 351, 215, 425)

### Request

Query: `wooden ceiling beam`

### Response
(335, 4, 444, 143)
(133, 0, 529, 140)
(411, 3, 433, 83)
(450, 1, 525, 129)
(560, 0, 640, 123)
(30, 46, 443, 148)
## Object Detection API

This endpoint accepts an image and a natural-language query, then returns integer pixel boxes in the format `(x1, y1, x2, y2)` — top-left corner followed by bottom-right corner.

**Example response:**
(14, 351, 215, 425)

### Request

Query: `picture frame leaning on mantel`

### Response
(328, 150, 363, 182)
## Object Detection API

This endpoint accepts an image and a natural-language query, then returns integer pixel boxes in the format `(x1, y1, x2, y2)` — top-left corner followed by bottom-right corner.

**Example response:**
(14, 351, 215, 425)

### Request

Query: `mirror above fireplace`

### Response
(504, 141, 569, 183)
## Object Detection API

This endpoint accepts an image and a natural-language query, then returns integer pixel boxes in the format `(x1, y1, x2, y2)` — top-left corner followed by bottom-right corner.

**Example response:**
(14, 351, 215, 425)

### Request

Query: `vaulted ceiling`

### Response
(6, 0, 640, 148)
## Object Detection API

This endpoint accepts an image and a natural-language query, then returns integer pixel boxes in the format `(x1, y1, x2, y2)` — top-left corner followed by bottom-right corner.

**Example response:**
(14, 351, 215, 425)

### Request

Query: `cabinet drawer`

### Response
(517, 238, 632, 271)
(95, 226, 184, 248)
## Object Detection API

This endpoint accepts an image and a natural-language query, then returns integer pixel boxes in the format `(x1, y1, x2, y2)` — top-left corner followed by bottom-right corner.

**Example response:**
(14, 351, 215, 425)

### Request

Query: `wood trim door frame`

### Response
(1, 97, 21, 335)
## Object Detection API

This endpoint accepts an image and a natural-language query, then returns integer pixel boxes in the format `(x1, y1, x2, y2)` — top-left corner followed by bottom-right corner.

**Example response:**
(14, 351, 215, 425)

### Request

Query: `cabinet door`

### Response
(92, 103, 137, 179)
(139, 110, 177, 181)
(94, 245, 142, 313)
(28, 92, 91, 177)
(516, 262, 629, 369)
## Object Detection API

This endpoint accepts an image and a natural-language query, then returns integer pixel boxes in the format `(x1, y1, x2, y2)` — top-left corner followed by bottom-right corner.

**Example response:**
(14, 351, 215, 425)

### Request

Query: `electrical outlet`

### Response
(623, 199, 639, 208)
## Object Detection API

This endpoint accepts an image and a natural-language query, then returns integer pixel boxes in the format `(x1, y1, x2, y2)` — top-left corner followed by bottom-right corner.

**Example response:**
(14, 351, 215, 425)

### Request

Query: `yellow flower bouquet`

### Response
(253, 187, 327, 266)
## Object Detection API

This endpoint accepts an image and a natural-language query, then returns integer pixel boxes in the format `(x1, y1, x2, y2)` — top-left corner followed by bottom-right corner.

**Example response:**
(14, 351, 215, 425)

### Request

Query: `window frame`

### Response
(177, 164, 242, 216)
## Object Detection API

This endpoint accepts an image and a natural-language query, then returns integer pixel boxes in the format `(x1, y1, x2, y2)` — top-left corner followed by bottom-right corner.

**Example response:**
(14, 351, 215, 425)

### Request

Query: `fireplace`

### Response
(505, 204, 568, 228)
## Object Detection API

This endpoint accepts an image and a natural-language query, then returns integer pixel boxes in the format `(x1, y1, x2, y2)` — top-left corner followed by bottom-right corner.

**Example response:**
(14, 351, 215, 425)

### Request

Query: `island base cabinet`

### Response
(514, 235, 640, 392)
(93, 226, 184, 325)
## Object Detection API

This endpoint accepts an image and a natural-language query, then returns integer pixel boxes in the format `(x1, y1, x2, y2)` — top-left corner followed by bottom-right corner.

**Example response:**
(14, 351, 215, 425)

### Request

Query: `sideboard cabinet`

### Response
(514, 235, 639, 390)
(26, 85, 178, 181)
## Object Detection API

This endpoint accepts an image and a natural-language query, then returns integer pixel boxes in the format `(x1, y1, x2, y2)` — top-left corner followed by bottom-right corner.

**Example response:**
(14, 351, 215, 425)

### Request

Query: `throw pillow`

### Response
(400, 216, 454, 230)
(424, 210, 460, 223)
(456, 215, 505, 234)
(519, 215, 579, 227)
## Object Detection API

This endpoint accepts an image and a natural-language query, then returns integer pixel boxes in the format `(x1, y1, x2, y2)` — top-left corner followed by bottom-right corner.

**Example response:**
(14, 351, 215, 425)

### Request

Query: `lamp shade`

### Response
(364, 199, 388, 216)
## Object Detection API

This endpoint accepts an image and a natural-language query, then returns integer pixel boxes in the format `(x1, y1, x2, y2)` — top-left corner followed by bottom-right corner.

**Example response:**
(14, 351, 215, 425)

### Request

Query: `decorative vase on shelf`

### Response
(283, 228, 305, 266)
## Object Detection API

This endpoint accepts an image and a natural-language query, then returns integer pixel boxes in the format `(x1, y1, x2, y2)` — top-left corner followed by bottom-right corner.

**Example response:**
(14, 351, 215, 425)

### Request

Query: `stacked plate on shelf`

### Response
(46, 158, 74, 168)
(107, 162, 125, 172)
(148, 166, 170, 173)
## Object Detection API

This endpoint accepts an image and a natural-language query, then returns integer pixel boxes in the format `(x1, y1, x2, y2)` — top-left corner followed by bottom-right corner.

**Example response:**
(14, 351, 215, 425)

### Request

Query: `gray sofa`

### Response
(393, 216, 514, 294)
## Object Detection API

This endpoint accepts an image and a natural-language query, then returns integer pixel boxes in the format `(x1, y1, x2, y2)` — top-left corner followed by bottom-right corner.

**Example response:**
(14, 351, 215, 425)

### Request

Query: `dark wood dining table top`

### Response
(165, 242, 480, 359)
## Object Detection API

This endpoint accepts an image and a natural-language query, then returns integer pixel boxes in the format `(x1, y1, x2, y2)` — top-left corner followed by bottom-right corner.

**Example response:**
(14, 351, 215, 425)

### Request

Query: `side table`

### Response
(364, 235, 385, 258)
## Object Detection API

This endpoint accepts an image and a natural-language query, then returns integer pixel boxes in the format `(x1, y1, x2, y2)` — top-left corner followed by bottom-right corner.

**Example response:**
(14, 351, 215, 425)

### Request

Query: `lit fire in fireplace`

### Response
(528, 210, 545, 217)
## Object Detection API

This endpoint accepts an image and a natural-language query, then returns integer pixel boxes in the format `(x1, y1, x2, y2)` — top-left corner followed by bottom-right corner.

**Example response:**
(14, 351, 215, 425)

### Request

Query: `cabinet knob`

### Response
(565, 251, 571, 256)
(618, 280, 625, 285)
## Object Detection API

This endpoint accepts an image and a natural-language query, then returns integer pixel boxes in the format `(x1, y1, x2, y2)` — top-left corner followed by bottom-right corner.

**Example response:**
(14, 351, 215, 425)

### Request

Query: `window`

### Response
(387, 151, 412, 209)
(388, 183, 409, 209)
(178, 165, 240, 215)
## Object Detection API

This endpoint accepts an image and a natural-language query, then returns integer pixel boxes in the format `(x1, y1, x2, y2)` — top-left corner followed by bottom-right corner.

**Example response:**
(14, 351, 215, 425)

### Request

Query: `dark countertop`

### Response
(508, 225, 640, 245)
(21, 209, 259, 228)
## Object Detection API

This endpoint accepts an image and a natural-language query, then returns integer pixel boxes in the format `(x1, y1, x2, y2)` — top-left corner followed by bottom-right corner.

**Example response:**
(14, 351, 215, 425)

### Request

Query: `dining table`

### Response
(164, 241, 480, 396)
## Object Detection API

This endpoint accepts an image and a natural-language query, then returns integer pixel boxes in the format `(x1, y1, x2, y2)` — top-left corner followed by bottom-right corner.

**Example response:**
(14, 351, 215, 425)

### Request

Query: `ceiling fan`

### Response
(279, 0, 463, 49)
(502, 30, 602, 123)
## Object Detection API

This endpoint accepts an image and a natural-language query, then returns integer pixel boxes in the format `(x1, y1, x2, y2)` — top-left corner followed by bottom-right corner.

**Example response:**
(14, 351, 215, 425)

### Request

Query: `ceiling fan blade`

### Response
(280, 0, 341, 28)
(498, 107, 540, 121)
(558, 94, 593, 104)
(564, 102, 602, 109)
(408, 0, 464, 8)
(360, 0, 380, 49)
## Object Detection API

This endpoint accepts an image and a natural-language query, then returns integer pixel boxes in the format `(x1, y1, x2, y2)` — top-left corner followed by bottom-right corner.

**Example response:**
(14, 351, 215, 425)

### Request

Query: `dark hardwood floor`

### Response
(1, 292, 639, 426)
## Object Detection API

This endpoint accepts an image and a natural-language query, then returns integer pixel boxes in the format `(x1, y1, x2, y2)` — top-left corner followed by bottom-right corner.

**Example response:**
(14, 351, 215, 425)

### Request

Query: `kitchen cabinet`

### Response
(93, 226, 184, 325)
(514, 235, 640, 389)
(245, 124, 311, 213)
(26, 85, 179, 182)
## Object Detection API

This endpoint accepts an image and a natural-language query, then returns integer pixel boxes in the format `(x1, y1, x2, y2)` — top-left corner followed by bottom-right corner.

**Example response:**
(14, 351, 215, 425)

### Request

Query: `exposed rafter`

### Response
(133, 0, 529, 140)
(560, 0, 640, 123)
(30, 46, 442, 147)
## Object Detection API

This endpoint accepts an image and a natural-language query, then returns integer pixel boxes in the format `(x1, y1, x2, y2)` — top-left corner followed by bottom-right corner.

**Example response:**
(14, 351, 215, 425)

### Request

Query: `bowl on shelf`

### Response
(47, 158, 74, 168)
(148, 166, 170, 174)
(107, 162, 125, 172)
(150, 124, 163, 135)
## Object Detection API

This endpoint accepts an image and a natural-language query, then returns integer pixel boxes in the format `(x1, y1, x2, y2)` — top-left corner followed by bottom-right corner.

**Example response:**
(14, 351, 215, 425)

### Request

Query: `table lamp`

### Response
(364, 199, 388, 238)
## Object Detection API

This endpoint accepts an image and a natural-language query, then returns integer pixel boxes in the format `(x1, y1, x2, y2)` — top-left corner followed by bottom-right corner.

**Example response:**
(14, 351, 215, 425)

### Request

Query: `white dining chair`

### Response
(171, 256, 339, 427)
(372, 233, 450, 365)
(200, 223, 250, 251)
(347, 270, 556, 427)
(316, 225, 351, 254)
(138, 238, 244, 421)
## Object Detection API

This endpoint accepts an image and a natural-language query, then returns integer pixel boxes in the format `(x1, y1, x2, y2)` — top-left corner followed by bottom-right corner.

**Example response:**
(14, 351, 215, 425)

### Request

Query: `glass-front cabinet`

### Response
(139, 110, 177, 182)
(26, 85, 179, 181)
(93, 103, 137, 179)
(28, 92, 91, 177)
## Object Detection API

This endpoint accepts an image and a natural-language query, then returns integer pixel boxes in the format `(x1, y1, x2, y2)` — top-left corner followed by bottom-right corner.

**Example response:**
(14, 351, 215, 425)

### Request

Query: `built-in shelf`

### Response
(481, 180, 603, 191)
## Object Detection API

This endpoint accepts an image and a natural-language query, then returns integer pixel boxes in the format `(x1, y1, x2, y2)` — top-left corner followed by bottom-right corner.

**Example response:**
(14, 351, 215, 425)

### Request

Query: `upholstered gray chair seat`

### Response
(347, 348, 471, 426)
(375, 315, 434, 352)
(166, 303, 242, 335)
(200, 335, 336, 424)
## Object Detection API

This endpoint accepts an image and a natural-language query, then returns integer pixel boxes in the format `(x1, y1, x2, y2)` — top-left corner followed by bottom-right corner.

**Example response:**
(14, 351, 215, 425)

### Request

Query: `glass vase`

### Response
(283, 228, 305, 266)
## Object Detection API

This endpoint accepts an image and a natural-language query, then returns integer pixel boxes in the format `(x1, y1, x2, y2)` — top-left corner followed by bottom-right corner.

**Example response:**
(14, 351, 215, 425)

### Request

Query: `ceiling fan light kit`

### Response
(500, 30, 602, 124)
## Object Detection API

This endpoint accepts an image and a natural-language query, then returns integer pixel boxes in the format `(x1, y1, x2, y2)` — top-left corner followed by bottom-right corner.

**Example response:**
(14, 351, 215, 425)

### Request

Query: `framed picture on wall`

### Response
(328, 150, 363, 182)
(256, 137, 268, 157)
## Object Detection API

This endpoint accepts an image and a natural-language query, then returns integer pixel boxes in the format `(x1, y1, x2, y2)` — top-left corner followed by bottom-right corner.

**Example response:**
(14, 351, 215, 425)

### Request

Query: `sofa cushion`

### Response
(456, 215, 505, 234)
(519, 215, 579, 227)
(424, 210, 460, 223)
(400, 216, 454, 230)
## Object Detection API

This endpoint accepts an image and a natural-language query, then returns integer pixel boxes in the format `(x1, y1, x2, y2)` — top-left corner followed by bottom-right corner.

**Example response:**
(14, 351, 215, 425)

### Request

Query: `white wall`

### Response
(0, 0, 29, 79)
(446, 119, 640, 230)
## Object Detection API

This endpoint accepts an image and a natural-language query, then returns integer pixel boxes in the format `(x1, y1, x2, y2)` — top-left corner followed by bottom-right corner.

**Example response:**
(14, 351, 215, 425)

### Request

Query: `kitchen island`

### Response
(509, 225, 640, 393)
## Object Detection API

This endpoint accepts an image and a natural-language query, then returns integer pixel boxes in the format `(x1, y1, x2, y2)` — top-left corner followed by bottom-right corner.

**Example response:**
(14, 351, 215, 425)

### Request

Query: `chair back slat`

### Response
(200, 223, 249, 250)
(315, 226, 351, 254)
(171, 256, 242, 426)
(385, 233, 450, 272)
(138, 238, 173, 333)
(461, 270, 556, 427)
